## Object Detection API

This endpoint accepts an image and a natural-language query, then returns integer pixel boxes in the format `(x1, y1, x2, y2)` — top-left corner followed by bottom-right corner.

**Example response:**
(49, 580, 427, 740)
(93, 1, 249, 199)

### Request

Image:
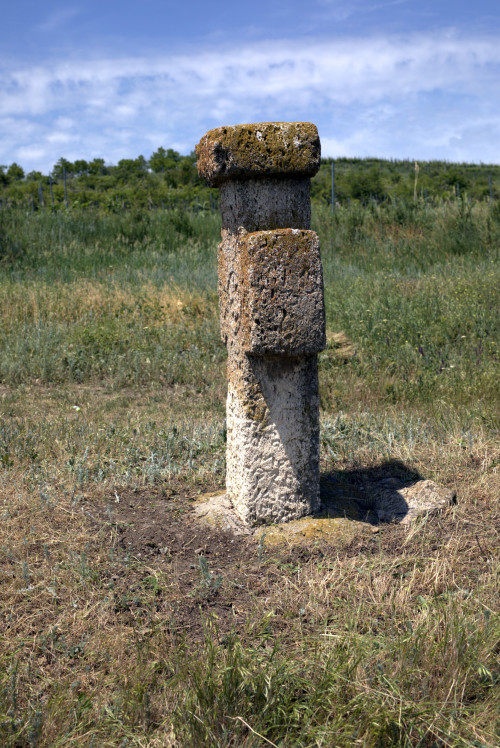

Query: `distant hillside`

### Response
(314, 157, 500, 205)
(1, 150, 499, 210)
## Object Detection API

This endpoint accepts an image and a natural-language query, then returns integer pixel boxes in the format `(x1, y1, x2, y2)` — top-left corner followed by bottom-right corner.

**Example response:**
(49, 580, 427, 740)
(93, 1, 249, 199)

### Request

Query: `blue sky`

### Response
(1, 1, 499, 173)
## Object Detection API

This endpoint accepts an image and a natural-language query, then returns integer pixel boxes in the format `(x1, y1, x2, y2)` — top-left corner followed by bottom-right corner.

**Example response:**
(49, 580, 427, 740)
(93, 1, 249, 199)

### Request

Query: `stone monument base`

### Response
(192, 478, 457, 542)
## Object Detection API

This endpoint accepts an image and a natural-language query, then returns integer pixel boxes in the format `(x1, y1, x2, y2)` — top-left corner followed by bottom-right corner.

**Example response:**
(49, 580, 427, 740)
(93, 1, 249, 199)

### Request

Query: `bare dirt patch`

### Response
(80, 481, 371, 641)
(83, 484, 282, 639)
(80, 460, 458, 642)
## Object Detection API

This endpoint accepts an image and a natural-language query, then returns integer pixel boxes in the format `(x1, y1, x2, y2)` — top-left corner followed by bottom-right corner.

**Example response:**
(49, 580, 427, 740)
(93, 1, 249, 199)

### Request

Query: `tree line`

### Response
(1, 147, 499, 211)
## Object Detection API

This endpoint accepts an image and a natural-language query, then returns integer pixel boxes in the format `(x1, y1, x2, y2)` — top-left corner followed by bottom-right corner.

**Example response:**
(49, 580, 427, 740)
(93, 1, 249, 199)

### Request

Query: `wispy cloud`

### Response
(1, 30, 499, 171)
(37, 7, 82, 34)
(316, 0, 410, 22)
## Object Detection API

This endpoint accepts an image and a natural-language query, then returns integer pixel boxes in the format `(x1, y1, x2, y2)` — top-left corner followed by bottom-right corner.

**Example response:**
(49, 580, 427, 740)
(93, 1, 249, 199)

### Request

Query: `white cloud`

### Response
(1, 30, 499, 171)
(16, 146, 48, 164)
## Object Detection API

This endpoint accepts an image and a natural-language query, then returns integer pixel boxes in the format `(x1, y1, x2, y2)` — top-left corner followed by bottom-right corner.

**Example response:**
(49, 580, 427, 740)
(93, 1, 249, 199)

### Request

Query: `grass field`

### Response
(0, 201, 499, 747)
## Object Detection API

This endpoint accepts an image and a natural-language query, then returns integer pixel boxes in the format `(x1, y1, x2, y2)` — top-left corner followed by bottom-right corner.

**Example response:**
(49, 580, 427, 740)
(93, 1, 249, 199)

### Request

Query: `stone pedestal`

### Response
(196, 122, 326, 525)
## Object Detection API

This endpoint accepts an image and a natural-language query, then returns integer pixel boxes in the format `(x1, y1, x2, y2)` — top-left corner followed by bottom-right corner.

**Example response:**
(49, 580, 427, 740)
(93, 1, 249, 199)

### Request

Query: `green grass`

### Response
(1, 201, 498, 410)
(0, 202, 498, 747)
(314, 201, 499, 414)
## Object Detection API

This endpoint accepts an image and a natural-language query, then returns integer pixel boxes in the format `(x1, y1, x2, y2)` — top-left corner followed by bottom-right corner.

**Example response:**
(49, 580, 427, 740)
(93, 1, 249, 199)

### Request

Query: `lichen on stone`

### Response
(196, 122, 321, 186)
(238, 229, 326, 355)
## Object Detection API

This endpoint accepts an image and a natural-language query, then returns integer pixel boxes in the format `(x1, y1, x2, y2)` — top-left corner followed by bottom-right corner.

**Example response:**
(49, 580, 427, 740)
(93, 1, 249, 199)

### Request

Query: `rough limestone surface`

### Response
(219, 177, 311, 233)
(197, 121, 325, 525)
(217, 229, 325, 356)
(196, 122, 321, 186)
(373, 478, 456, 525)
(226, 353, 321, 524)
(240, 230, 325, 355)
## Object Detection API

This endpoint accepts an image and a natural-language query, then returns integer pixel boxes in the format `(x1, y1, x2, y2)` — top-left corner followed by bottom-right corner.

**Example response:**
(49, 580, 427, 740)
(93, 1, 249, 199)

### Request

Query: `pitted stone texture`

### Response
(217, 231, 244, 349)
(220, 178, 311, 233)
(226, 354, 321, 525)
(197, 120, 324, 526)
(373, 478, 456, 525)
(218, 229, 326, 356)
(196, 122, 321, 186)
(241, 230, 325, 355)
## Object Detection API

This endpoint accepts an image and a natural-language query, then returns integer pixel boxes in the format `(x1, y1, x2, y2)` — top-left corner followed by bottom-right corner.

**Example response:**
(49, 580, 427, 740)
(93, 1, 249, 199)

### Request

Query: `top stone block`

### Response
(196, 122, 321, 186)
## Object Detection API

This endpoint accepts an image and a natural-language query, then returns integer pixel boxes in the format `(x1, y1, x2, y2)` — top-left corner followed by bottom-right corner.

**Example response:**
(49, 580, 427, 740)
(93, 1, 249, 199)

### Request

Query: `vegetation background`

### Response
(1, 151, 500, 210)
(0, 154, 499, 746)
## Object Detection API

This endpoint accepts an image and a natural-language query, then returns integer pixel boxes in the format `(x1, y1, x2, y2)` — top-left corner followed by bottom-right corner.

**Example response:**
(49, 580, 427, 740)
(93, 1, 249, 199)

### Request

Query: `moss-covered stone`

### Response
(196, 122, 321, 186)
(239, 229, 326, 355)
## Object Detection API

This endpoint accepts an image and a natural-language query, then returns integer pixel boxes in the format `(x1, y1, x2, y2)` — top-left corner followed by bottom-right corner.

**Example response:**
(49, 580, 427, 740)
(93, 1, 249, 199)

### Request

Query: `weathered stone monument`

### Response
(196, 122, 326, 525)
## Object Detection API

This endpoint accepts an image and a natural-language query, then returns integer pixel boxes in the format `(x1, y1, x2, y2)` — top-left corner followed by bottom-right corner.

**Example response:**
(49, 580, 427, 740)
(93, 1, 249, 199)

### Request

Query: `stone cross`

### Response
(196, 122, 326, 525)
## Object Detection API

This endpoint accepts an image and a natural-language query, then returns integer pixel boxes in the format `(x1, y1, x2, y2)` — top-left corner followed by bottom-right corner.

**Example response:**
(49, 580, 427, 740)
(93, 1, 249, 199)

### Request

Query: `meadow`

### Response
(0, 199, 499, 746)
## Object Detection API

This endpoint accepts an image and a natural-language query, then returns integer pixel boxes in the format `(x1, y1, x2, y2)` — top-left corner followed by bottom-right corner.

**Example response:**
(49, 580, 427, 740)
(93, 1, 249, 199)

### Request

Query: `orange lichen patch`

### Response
(226, 354, 270, 425)
(254, 515, 365, 547)
(239, 379, 269, 425)
(196, 122, 321, 186)
(193, 490, 227, 504)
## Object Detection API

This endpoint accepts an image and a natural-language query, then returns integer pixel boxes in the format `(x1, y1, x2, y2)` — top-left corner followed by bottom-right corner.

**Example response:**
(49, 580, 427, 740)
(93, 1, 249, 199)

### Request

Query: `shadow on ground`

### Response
(319, 459, 423, 526)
